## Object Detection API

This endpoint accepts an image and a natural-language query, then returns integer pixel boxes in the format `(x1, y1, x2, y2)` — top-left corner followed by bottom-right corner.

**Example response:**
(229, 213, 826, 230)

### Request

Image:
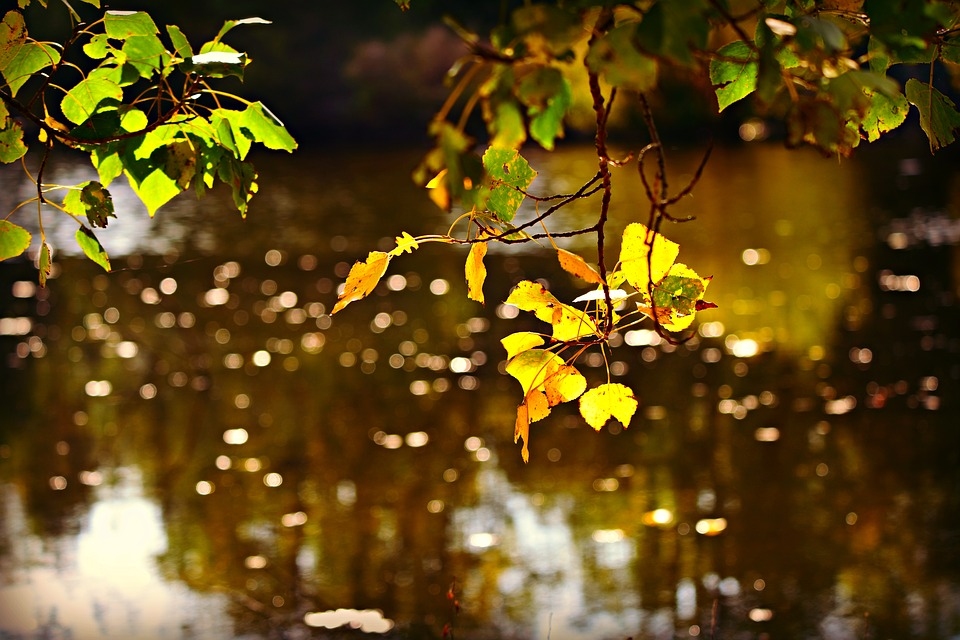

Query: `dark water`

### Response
(0, 141, 959, 640)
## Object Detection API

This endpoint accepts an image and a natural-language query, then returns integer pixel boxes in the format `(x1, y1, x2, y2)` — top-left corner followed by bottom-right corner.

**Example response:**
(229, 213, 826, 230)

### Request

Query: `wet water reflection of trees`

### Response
(1, 142, 959, 639)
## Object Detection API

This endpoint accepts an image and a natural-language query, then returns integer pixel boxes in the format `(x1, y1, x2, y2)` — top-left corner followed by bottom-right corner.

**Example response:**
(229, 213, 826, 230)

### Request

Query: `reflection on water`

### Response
(1, 142, 959, 639)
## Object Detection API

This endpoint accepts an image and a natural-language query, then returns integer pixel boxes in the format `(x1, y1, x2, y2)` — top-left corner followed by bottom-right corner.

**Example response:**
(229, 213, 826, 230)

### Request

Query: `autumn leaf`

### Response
(505, 349, 565, 396)
(389, 231, 419, 256)
(39, 242, 51, 287)
(465, 240, 487, 303)
(332, 251, 390, 314)
(515, 403, 531, 463)
(638, 263, 714, 331)
(579, 383, 639, 431)
(619, 223, 679, 292)
(543, 363, 587, 406)
(557, 248, 604, 284)
(526, 390, 551, 422)
(505, 280, 598, 342)
(501, 331, 545, 360)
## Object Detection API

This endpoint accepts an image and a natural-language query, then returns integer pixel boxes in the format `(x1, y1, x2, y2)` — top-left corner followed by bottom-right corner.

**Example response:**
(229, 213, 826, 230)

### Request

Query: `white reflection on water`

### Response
(0, 468, 233, 639)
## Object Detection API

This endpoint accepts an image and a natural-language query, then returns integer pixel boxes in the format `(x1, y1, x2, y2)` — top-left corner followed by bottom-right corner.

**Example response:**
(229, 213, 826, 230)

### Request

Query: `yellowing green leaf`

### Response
(619, 223, 679, 292)
(0, 220, 31, 260)
(505, 280, 599, 342)
(505, 348, 565, 396)
(579, 383, 639, 431)
(332, 251, 390, 315)
(465, 240, 488, 303)
(639, 263, 715, 332)
(389, 231, 419, 256)
(710, 40, 757, 111)
(501, 331, 545, 360)
(558, 248, 604, 284)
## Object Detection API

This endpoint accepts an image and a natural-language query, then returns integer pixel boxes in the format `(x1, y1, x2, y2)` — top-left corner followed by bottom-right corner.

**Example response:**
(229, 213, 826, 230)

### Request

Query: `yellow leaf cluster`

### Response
(505, 280, 598, 342)
(579, 383, 639, 431)
(332, 251, 390, 315)
(505, 348, 587, 462)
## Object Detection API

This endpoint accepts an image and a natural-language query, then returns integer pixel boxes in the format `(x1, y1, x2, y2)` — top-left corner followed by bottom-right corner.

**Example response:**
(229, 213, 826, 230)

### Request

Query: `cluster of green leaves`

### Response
(0, 0, 296, 282)
(334, 0, 960, 460)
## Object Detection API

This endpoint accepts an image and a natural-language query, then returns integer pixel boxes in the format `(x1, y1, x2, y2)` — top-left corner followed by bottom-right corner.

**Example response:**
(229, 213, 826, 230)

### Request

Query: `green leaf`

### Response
(482, 146, 537, 222)
(904, 78, 960, 152)
(38, 242, 51, 287)
(0, 220, 31, 260)
(121, 34, 168, 78)
(213, 17, 270, 44)
(512, 4, 582, 56)
(586, 23, 659, 93)
(60, 72, 123, 125)
(165, 24, 193, 58)
(238, 102, 297, 152)
(0, 106, 27, 162)
(217, 157, 258, 216)
(710, 40, 756, 111)
(104, 11, 159, 40)
(0, 11, 61, 97)
(489, 100, 526, 149)
(75, 226, 111, 272)
(515, 66, 571, 150)
(83, 33, 111, 60)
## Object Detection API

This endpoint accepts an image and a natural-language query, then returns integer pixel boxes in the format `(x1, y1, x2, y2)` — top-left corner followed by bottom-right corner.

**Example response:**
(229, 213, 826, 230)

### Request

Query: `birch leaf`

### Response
(389, 231, 419, 256)
(557, 248, 604, 284)
(619, 223, 679, 292)
(515, 402, 531, 463)
(543, 364, 587, 406)
(39, 242, 51, 287)
(579, 383, 639, 431)
(505, 348, 565, 396)
(332, 251, 390, 315)
(465, 240, 487, 303)
(526, 390, 551, 422)
(501, 331, 545, 360)
(505, 280, 598, 342)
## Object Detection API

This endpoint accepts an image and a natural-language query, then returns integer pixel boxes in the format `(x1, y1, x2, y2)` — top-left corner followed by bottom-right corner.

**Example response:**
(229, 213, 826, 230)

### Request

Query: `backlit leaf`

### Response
(860, 88, 909, 142)
(619, 223, 679, 292)
(238, 102, 297, 152)
(515, 403, 531, 463)
(0, 220, 31, 260)
(710, 40, 756, 111)
(75, 226, 111, 272)
(166, 25, 193, 58)
(543, 364, 586, 406)
(104, 11, 159, 40)
(1, 11, 61, 97)
(38, 242, 51, 287)
(214, 17, 271, 44)
(332, 251, 390, 315)
(526, 390, 550, 422)
(63, 181, 116, 228)
(501, 331, 545, 360)
(505, 280, 599, 342)
(558, 248, 603, 284)
(905, 78, 960, 152)
(60, 73, 123, 125)
(121, 34, 168, 78)
(181, 51, 247, 79)
(579, 383, 638, 431)
(646, 263, 714, 332)
(465, 240, 487, 303)
(506, 348, 565, 396)
(0, 107, 27, 162)
(482, 146, 536, 221)
(389, 231, 419, 256)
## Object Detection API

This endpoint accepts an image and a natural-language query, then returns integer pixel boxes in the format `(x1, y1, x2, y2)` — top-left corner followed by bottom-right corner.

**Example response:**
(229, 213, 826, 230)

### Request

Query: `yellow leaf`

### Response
(607, 270, 627, 289)
(526, 390, 551, 422)
(389, 231, 420, 256)
(465, 240, 488, 303)
(331, 251, 390, 315)
(501, 331, 545, 360)
(543, 364, 587, 406)
(505, 280, 599, 342)
(505, 349, 565, 396)
(619, 223, 679, 292)
(579, 383, 639, 431)
(426, 169, 450, 210)
(515, 403, 530, 463)
(639, 263, 714, 332)
(557, 248, 604, 284)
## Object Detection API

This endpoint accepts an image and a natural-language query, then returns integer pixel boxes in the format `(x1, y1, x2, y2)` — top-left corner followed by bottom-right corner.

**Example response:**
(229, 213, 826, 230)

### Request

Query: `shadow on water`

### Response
(0, 141, 959, 639)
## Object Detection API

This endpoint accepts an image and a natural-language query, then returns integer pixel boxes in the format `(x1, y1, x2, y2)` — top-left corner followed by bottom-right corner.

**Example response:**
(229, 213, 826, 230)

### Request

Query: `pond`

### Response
(0, 139, 959, 640)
